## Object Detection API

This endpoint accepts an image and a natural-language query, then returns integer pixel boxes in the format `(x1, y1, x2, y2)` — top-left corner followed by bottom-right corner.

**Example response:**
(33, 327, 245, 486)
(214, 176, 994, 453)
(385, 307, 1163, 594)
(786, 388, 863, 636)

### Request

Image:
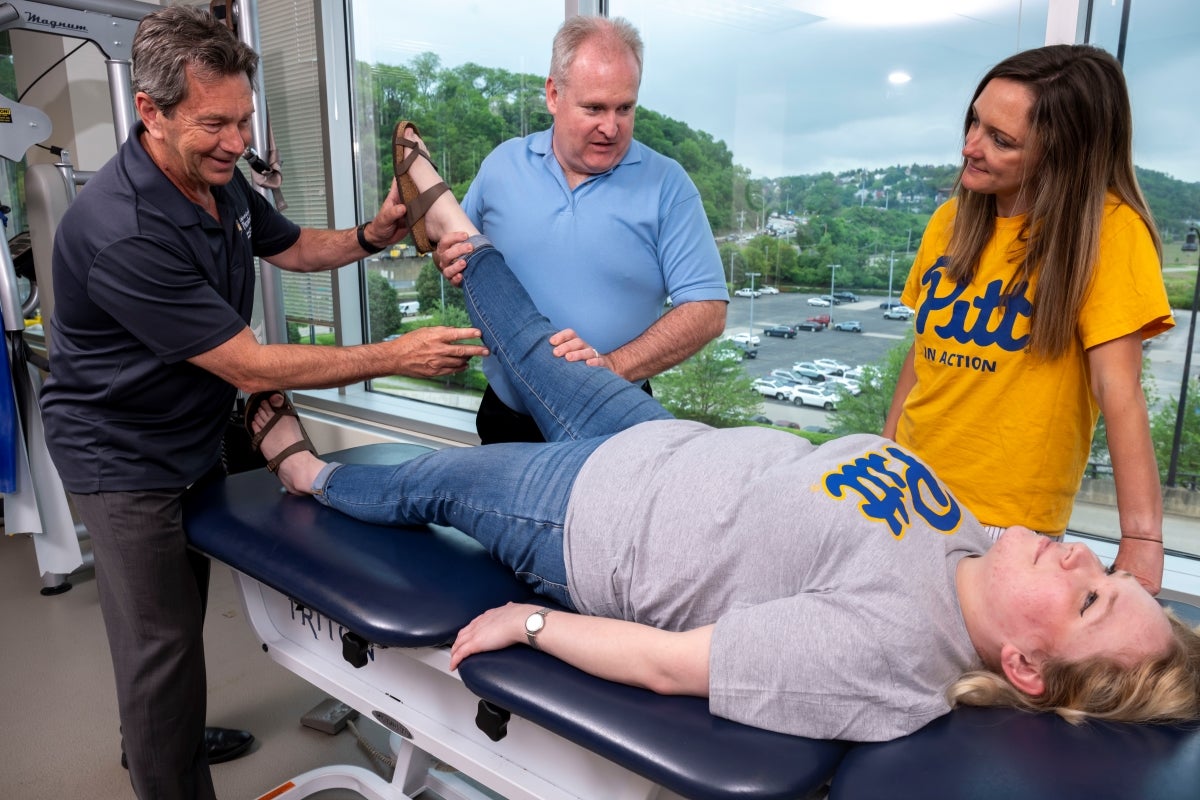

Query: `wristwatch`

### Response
(525, 608, 551, 648)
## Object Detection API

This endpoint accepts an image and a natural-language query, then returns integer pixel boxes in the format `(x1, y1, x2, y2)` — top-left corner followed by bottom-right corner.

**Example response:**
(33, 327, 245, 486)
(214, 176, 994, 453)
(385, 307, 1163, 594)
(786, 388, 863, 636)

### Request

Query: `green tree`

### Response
(829, 334, 913, 435)
(403, 309, 488, 391)
(366, 272, 403, 341)
(1149, 376, 1200, 485)
(654, 342, 760, 426)
(415, 260, 466, 313)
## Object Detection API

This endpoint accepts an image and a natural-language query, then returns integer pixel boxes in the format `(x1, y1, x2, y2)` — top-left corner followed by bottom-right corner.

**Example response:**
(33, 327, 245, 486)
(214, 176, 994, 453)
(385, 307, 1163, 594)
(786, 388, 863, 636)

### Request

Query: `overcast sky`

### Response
(357, 0, 1200, 183)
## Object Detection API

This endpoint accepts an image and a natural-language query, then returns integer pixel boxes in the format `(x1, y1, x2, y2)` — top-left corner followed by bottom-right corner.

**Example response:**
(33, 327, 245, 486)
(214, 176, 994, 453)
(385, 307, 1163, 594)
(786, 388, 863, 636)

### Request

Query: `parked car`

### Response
(807, 296, 831, 307)
(803, 424, 832, 434)
(790, 363, 828, 383)
(795, 360, 840, 377)
(879, 299, 905, 309)
(832, 291, 859, 303)
(844, 365, 882, 388)
(792, 385, 839, 410)
(763, 324, 797, 339)
(772, 369, 811, 383)
(727, 332, 761, 346)
(749, 414, 774, 425)
(883, 305, 914, 320)
(716, 340, 757, 361)
(758, 285, 780, 295)
(751, 378, 797, 401)
(774, 420, 802, 429)
(813, 358, 851, 375)
(793, 319, 825, 332)
(734, 287, 761, 298)
(833, 320, 862, 332)
(827, 375, 862, 395)
(733, 341, 759, 359)
(806, 314, 831, 328)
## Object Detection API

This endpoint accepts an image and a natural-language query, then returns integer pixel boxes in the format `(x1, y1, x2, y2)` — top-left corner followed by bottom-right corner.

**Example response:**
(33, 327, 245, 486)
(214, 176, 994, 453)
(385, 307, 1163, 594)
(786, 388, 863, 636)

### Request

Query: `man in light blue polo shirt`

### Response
(436, 15, 729, 444)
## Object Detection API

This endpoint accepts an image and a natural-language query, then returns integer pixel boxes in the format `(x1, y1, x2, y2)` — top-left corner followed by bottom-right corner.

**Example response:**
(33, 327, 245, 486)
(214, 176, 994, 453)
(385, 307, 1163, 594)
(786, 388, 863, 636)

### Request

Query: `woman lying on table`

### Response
(246, 122, 1200, 742)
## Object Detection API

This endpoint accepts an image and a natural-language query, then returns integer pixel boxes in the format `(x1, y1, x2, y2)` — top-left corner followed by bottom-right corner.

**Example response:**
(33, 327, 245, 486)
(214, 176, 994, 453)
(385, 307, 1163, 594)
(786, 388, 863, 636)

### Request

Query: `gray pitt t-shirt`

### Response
(563, 423, 991, 741)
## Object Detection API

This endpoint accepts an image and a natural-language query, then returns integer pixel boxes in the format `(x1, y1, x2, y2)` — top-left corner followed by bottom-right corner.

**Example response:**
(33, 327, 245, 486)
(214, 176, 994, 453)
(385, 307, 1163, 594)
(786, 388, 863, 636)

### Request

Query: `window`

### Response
(256, 0, 333, 345)
(343, 0, 561, 411)
(1076, 0, 1200, 559)
(277, 1, 1198, 557)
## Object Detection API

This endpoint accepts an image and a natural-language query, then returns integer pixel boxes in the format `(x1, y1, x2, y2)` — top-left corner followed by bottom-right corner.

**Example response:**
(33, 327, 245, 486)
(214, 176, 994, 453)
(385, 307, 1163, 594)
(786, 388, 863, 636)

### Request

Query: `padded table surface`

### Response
(830, 706, 1200, 800)
(459, 647, 847, 800)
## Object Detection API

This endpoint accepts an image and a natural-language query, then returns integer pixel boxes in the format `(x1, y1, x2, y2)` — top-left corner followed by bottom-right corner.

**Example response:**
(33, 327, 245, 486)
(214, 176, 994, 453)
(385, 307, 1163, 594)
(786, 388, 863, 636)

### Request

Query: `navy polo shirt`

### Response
(40, 123, 301, 493)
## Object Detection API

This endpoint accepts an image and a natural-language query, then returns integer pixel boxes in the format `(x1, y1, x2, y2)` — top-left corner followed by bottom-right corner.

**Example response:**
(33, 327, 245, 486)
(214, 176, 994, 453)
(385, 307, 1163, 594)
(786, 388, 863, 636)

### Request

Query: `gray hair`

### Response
(131, 5, 259, 116)
(549, 15, 643, 88)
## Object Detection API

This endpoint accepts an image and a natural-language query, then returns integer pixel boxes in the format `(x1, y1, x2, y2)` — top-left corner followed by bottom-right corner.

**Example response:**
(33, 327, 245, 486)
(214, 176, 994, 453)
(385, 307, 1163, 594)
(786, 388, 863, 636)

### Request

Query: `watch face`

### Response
(526, 611, 546, 634)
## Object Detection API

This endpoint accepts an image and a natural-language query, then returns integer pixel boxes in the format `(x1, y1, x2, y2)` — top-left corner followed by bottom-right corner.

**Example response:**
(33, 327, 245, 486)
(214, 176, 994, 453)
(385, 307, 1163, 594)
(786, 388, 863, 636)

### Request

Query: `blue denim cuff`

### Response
(311, 461, 344, 503)
(464, 234, 495, 257)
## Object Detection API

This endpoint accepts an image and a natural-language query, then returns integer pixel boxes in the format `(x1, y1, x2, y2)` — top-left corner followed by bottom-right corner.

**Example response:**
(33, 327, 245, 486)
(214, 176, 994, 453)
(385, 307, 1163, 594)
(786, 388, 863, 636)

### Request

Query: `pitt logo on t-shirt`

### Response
(823, 445, 962, 539)
(916, 257, 1030, 352)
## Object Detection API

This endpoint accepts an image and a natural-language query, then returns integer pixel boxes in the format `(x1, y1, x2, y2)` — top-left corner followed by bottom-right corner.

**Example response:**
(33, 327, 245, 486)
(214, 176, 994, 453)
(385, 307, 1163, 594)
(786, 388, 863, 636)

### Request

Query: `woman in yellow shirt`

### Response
(884, 44, 1173, 594)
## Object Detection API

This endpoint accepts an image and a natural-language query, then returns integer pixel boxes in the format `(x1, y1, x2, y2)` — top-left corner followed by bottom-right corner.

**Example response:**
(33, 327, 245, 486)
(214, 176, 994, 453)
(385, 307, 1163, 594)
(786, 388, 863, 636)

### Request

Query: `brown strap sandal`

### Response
(243, 391, 318, 473)
(393, 120, 451, 254)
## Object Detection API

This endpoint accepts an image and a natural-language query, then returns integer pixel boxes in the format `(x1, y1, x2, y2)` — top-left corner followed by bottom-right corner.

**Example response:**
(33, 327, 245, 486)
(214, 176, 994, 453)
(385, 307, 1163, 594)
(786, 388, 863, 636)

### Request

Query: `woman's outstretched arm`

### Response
(1089, 332, 1164, 594)
(449, 602, 712, 697)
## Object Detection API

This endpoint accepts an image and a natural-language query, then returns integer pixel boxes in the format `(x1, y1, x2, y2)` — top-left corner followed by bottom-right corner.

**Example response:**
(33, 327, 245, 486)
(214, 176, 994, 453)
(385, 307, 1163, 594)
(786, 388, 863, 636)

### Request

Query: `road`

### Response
(1144, 309, 1195, 412)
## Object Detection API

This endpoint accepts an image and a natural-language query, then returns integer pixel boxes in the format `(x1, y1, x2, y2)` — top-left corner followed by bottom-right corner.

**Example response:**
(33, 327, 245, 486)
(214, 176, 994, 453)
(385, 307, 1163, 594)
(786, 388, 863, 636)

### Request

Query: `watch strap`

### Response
(356, 222, 383, 255)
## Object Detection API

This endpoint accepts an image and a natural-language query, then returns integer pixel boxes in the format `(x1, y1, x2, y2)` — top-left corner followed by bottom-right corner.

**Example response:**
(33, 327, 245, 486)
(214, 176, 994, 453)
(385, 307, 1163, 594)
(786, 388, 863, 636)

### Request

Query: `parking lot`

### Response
(722, 291, 1194, 428)
(723, 292, 911, 427)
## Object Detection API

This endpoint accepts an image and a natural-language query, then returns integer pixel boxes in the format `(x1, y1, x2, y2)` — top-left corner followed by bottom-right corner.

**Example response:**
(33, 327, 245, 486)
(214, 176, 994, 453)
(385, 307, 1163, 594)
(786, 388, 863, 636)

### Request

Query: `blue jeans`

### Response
(315, 241, 673, 607)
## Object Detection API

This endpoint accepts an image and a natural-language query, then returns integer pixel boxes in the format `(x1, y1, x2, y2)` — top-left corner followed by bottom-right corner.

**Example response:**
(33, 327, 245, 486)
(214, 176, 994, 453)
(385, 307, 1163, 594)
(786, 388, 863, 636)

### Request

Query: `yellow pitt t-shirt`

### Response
(897, 196, 1173, 531)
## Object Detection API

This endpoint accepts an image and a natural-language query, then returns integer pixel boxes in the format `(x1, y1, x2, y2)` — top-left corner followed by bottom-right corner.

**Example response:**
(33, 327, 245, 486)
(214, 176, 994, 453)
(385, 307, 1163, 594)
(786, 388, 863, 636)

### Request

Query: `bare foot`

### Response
(395, 124, 481, 244)
(251, 394, 326, 495)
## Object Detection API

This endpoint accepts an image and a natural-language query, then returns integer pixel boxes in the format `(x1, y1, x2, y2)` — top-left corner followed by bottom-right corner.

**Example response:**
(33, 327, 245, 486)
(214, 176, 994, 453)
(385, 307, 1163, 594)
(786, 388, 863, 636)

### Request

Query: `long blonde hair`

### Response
(948, 612, 1200, 725)
(945, 44, 1162, 359)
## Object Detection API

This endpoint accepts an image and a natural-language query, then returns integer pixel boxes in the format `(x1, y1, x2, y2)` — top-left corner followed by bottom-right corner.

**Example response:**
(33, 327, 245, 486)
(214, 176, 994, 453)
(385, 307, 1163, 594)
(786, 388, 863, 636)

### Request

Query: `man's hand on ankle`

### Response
(433, 231, 473, 286)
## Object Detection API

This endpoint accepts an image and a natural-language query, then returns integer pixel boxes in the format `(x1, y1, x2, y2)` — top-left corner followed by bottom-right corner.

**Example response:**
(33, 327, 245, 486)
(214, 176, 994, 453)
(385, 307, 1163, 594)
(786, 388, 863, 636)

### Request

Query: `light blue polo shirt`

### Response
(462, 127, 728, 413)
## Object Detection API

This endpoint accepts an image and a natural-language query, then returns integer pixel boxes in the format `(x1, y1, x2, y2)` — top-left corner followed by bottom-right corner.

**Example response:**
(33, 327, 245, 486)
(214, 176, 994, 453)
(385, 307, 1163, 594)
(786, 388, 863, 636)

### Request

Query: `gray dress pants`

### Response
(72, 487, 215, 800)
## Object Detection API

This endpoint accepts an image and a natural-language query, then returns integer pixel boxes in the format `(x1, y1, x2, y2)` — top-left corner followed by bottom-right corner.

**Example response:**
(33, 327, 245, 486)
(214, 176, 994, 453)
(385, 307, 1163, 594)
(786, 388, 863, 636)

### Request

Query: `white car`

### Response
(791, 385, 839, 410)
(734, 287, 761, 298)
(806, 296, 831, 307)
(827, 376, 862, 395)
(883, 305, 914, 320)
(758, 286, 780, 295)
(844, 365, 883, 388)
(726, 332, 761, 346)
(751, 378, 797, 401)
(813, 358, 851, 375)
(793, 360, 839, 377)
